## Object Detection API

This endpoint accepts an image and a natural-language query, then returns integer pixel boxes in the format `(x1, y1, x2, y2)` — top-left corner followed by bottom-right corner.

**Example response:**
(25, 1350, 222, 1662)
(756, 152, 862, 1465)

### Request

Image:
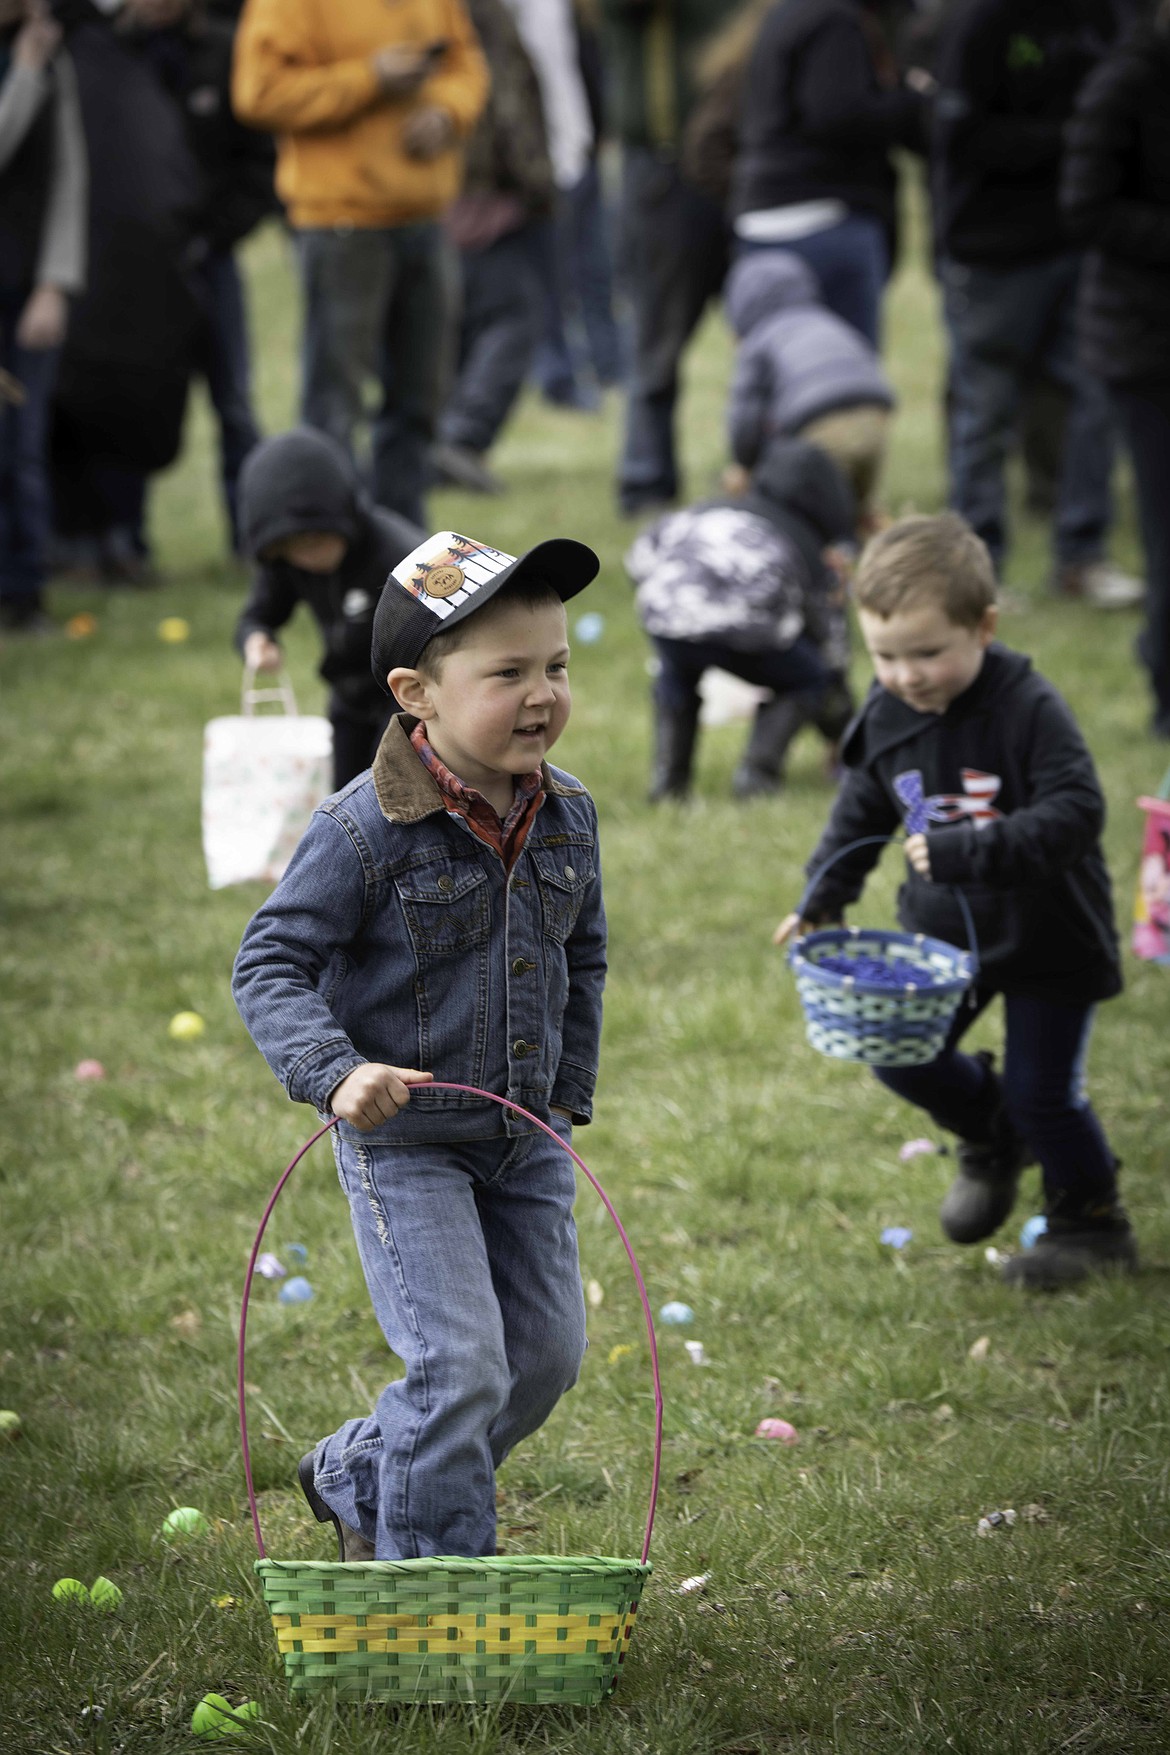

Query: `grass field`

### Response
(2, 202, 1170, 1754)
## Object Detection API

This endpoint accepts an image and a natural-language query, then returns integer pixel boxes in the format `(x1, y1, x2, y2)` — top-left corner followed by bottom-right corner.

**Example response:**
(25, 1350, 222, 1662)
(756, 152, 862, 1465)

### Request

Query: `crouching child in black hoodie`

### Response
(624, 438, 858, 801)
(236, 428, 424, 789)
(774, 511, 1136, 1290)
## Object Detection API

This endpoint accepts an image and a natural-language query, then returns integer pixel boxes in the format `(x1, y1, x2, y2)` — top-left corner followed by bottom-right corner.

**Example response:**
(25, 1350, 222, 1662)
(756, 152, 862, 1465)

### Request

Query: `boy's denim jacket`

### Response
(232, 715, 606, 1143)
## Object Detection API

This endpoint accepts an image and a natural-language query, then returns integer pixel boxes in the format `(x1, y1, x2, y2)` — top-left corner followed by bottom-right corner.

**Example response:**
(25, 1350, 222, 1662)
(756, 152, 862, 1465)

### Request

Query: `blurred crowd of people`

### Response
(2, 0, 1169, 740)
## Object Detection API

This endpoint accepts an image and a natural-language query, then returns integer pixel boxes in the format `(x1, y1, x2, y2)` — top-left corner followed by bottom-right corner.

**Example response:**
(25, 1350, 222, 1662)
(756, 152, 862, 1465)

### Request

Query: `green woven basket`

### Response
(240, 1095, 662, 1707)
(255, 1553, 649, 1704)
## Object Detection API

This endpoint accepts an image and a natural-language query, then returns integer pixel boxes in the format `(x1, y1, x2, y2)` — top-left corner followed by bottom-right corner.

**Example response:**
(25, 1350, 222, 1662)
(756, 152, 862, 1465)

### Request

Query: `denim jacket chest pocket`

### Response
(393, 859, 493, 1090)
(530, 846, 595, 944)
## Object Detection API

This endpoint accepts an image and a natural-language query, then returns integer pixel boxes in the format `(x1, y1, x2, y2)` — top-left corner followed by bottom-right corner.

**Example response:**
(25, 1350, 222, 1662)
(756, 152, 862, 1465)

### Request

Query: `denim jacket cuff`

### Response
(551, 1064, 595, 1126)
(287, 1039, 368, 1111)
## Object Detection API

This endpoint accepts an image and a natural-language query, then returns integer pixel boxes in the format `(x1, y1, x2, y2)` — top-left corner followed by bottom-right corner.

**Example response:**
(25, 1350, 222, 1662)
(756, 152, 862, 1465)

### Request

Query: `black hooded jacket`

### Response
(801, 644, 1122, 1003)
(235, 430, 423, 714)
(1061, 23, 1170, 385)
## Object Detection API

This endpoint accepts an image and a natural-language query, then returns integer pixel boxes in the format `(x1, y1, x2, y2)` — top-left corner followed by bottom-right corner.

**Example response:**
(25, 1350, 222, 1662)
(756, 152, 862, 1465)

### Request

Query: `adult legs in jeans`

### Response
(299, 226, 455, 527)
(313, 1123, 585, 1560)
(1111, 382, 1170, 736)
(739, 212, 889, 347)
(438, 226, 543, 458)
(649, 634, 830, 799)
(0, 291, 59, 624)
(875, 988, 1118, 1218)
(194, 249, 261, 553)
(617, 149, 729, 513)
(942, 254, 1113, 573)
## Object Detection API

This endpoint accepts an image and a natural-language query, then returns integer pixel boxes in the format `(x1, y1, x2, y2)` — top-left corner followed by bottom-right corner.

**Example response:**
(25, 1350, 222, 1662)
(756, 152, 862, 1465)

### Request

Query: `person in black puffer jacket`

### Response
(731, 0, 930, 346)
(235, 429, 424, 790)
(1062, 3, 1170, 738)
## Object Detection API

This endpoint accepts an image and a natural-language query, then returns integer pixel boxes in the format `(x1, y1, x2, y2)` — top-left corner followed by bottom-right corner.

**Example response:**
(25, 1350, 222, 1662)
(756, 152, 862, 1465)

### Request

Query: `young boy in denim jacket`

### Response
(774, 512, 1136, 1291)
(233, 529, 603, 1560)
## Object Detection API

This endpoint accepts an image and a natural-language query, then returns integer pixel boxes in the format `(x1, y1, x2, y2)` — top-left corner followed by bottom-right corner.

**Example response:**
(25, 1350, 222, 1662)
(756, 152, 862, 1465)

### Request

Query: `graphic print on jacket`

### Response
(893, 768, 1004, 834)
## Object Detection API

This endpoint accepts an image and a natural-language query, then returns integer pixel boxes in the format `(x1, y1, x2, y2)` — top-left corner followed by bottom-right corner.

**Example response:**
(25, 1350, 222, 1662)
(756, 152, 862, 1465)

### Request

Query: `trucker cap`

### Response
(371, 530, 600, 693)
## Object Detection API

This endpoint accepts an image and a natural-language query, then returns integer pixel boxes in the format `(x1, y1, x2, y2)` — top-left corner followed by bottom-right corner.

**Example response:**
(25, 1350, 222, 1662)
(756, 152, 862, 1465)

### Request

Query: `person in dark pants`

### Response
(1062, 3, 1170, 738)
(431, 0, 555, 495)
(121, 0, 277, 554)
(731, 0, 929, 347)
(624, 437, 856, 800)
(236, 429, 423, 790)
(599, 0, 742, 515)
(0, 0, 86, 634)
(932, 0, 1142, 606)
(233, 0, 489, 529)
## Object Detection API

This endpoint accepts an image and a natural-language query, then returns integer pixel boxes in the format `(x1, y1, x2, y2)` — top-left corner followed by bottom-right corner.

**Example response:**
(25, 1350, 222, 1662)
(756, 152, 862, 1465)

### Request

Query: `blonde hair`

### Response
(855, 512, 997, 628)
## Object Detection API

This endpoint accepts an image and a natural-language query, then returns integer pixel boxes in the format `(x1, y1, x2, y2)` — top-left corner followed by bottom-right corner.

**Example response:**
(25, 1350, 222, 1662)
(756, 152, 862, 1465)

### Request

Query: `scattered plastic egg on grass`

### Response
(284, 1242, 308, 1265)
(880, 1226, 913, 1249)
(1020, 1214, 1048, 1250)
(0, 1410, 22, 1442)
(683, 1340, 706, 1365)
(168, 1011, 205, 1041)
(586, 1278, 604, 1308)
(64, 612, 98, 640)
(976, 1508, 1017, 1537)
(755, 1417, 800, 1444)
(256, 1253, 286, 1280)
(191, 1694, 259, 1741)
(278, 1275, 314, 1305)
(898, 1138, 936, 1162)
(158, 616, 190, 644)
(676, 1573, 710, 1595)
(89, 1576, 123, 1612)
(74, 1059, 106, 1082)
(659, 1301, 694, 1326)
(607, 1343, 632, 1366)
(162, 1506, 210, 1540)
(52, 1577, 90, 1604)
(574, 612, 605, 644)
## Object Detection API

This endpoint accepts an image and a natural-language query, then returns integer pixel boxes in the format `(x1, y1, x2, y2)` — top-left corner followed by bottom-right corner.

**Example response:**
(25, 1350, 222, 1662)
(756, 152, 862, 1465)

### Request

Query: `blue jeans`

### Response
(194, 249, 261, 553)
(653, 633, 830, 712)
(439, 224, 543, 454)
(735, 211, 889, 347)
(313, 1116, 586, 1559)
(617, 148, 730, 511)
(298, 224, 457, 527)
(875, 987, 1117, 1212)
(941, 253, 1114, 571)
(0, 284, 59, 607)
(534, 163, 625, 397)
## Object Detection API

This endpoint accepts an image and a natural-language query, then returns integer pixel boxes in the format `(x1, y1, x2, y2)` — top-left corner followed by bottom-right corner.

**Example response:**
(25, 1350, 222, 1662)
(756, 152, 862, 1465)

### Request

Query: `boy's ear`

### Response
(979, 603, 999, 645)
(388, 667, 433, 714)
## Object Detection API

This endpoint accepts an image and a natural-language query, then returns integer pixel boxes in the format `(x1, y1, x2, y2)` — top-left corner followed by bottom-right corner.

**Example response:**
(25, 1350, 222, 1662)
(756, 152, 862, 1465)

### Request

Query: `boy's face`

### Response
(263, 531, 347, 574)
(858, 599, 997, 716)
(393, 599, 571, 800)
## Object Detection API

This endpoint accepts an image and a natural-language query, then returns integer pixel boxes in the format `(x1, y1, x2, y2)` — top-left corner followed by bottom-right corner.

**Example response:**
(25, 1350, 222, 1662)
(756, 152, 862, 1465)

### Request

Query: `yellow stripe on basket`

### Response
(271, 1610, 628, 1656)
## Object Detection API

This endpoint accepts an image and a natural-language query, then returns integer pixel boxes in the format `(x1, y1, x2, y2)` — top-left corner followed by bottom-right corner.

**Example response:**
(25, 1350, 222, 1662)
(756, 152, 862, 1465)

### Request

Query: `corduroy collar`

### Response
(370, 714, 584, 824)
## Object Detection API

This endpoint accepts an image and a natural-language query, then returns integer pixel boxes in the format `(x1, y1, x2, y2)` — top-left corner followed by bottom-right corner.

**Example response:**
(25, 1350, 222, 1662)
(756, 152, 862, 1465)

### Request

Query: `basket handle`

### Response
(242, 663, 300, 718)
(796, 834, 979, 966)
(238, 1084, 663, 1567)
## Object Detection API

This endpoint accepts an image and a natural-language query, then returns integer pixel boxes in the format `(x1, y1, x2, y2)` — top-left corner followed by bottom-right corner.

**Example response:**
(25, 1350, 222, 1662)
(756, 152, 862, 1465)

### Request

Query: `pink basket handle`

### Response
(238, 1083, 663, 1566)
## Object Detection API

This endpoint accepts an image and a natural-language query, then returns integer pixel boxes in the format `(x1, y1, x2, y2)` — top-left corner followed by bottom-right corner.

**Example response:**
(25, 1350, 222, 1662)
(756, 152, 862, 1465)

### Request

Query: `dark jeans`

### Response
(653, 633, 830, 712)
(194, 249, 261, 553)
(534, 163, 625, 397)
(0, 284, 59, 607)
(439, 224, 543, 455)
(735, 211, 889, 346)
(875, 986, 1117, 1211)
(299, 223, 457, 527)
(941, 253, 1114, 571)
(617, 148, 730, 512)
(1111, 381, 1170, 737)
(329, 695, 395, 792)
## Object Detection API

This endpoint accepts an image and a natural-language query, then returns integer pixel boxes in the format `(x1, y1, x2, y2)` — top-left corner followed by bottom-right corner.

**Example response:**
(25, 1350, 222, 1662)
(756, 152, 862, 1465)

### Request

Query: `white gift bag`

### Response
(201, 671, 333, 890)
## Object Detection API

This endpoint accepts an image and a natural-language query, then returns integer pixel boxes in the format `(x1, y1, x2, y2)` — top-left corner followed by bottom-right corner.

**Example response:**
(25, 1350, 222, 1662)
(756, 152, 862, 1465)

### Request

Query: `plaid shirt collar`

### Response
(410, 722, 544, 870)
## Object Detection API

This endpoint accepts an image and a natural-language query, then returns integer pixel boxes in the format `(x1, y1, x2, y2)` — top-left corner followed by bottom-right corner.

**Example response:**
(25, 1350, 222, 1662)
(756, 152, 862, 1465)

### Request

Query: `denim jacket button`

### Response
(511, 957, 533, 976)
(564, 865, 575, 881)
(512, 1038, 536, 1056)
(437, 875, 454, 893)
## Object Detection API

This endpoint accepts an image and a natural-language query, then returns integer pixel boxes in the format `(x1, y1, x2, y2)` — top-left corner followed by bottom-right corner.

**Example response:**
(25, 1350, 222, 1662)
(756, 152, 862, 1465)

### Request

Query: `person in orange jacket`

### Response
(232, 0, 489, 526)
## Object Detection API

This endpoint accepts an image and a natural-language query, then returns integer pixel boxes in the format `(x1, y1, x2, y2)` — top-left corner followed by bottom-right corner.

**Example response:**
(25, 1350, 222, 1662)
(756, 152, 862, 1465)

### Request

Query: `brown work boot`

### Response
(298, 1451, 375, 1563)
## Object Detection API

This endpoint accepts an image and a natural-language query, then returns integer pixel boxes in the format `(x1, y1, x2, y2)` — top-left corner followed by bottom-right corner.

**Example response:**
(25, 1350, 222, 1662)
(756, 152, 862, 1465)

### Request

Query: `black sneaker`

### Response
(297, 1451, 375, 1563)
(938, 1056, 1031, 1244)
(1002, 1204, 1138, 1290)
